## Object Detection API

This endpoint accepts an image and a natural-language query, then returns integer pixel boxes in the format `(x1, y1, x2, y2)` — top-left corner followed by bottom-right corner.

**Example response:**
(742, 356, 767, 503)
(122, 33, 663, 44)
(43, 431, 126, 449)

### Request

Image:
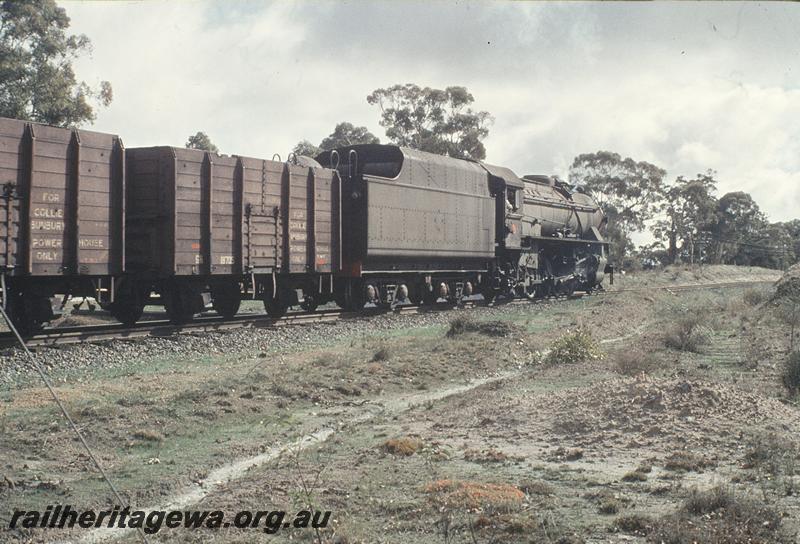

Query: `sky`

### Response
(64, 1, 800, 237)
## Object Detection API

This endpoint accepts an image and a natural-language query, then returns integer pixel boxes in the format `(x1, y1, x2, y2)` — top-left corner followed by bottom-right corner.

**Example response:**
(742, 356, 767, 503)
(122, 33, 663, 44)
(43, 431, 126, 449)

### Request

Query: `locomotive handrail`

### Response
(272, 153, 281, 162)
(348, 149, 358, 180)
(330, 149, 340, 171)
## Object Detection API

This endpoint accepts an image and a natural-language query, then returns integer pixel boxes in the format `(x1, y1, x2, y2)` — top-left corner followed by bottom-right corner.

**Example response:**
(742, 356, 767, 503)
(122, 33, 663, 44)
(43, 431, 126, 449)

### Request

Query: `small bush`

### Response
(544, 328, 603, 365)
(382, 437, 423, 456)
(447, 317, 516, 338)
(742, 288, 765, 306)
(615, 350, 654, 376)
(782, 351, 800, 396)
(663, 314, 711, 353)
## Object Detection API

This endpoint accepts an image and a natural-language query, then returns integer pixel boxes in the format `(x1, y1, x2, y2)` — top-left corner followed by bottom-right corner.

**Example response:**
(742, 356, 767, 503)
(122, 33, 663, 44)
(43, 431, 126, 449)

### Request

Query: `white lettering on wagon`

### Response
(33, 207, 64, 218)
(79, 238, 105, 249)
(31, 220, 64, 231)
(32, 238, 63, 248)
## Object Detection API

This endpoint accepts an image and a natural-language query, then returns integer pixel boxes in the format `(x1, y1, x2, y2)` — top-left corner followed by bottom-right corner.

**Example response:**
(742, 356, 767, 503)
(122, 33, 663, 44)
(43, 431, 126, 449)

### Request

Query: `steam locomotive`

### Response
(0, 117, 609, 334)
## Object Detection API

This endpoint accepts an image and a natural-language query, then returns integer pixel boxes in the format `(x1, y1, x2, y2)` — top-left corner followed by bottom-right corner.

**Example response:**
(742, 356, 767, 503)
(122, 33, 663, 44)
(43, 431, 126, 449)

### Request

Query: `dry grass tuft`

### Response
(446, 317, 516, 338)
(598, 498, 620, 515)
(622, 469, 648, 482)
(132, 429, 163, 442)
(464, 448, 513, 463)
(663, 451, 712, 472)
(782, 351, 800, 396)
(650, 486, 789, 544)
(382, 436, 423, 456)
(425, 479, 525, 511)
(663, 314, 712, 353)
(613, 513, 652, 536)
(742, 288, 765, 306)
(615, 349, 655, 376)
(517, 480, 555, 496)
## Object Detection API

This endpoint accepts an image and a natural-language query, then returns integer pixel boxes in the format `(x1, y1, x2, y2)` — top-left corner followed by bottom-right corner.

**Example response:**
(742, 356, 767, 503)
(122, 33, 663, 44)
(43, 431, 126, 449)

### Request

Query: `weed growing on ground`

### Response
(544, 327, 603, 365)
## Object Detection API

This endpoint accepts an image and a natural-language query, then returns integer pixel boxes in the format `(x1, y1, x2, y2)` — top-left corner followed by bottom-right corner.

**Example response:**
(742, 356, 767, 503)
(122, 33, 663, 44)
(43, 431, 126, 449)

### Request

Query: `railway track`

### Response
(0, 278, 775, 349)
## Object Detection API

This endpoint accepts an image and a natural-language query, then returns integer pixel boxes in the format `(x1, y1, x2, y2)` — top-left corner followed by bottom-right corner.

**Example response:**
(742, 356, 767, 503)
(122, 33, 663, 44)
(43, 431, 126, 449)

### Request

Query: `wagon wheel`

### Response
(6, 292, 47, 337)
(108, 287, 148, 326)
(163, 288, 197, 325)
(263, 289, 289, 319)
(211, 282, 241, 319)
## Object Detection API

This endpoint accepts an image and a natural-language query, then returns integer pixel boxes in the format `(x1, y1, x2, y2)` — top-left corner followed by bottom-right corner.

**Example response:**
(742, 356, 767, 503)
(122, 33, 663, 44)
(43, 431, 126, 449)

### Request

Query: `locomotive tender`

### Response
(0, 116, 609, 334)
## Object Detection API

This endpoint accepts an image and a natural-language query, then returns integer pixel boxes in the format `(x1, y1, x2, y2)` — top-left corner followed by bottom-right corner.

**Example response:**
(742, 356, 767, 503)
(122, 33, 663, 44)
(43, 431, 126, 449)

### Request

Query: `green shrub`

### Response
(544, 328, 603, 365)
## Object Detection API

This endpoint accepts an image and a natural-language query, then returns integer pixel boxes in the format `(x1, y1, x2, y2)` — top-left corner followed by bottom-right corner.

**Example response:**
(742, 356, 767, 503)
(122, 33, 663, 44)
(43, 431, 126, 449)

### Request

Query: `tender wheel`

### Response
(211, 283, 241, 319)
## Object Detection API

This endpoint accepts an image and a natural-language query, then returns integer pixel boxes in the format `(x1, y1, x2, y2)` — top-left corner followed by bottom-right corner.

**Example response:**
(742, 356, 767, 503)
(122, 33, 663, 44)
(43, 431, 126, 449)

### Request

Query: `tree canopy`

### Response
(568, 151, 667, 265)
(185, 131, 218, 153)
(366, 84, 492, 160)
(652, 171, 718, 263)
(0, 0, 112, 127)
(320, 122, 379, 150)
(292, 121, 379, 158)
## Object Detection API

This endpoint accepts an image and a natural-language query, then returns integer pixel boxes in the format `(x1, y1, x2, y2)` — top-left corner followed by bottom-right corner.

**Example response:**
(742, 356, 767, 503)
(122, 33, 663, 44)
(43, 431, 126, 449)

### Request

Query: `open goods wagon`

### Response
(123, 147, 341, 323)
(0, 117, 124, 333)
